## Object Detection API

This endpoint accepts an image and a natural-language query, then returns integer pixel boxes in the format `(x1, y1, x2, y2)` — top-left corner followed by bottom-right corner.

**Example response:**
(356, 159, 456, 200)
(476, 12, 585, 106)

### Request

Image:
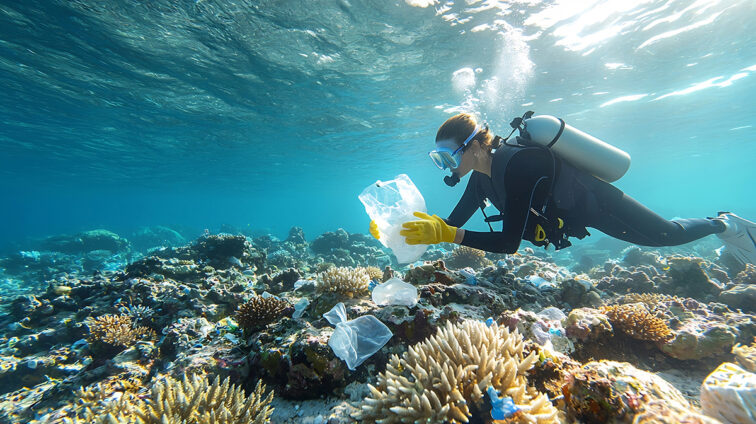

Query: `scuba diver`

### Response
(370, 112, 756, 266)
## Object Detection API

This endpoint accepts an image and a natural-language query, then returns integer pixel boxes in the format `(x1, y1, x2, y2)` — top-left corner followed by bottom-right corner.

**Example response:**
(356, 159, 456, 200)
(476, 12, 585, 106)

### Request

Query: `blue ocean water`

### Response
(1, 0, 755, 249)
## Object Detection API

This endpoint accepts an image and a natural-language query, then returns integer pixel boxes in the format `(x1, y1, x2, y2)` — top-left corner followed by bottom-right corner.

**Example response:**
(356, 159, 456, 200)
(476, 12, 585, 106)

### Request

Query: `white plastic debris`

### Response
(458, 267, 478, 285)
(537, 306, 566, 322)
(323, 303, 393, 370)
(294, 279, 315, 290)
(359, 174, 428, 264)
(526, 274, 557, 291)
(371, 277, 419, 307)
(292, 298, 310, 319)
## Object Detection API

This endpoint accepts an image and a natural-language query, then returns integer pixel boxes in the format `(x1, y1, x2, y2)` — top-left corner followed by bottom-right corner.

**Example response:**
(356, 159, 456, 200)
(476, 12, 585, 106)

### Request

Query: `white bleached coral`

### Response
(357, 319, 562, 423)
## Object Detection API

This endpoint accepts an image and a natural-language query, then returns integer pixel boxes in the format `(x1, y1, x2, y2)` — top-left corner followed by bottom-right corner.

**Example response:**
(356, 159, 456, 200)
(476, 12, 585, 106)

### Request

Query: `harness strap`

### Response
(547, 118, 565, 148)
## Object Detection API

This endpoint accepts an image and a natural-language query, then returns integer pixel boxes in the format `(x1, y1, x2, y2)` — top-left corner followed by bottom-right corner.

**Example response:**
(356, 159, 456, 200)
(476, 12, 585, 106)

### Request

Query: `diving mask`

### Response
(429, 124, 481, 170)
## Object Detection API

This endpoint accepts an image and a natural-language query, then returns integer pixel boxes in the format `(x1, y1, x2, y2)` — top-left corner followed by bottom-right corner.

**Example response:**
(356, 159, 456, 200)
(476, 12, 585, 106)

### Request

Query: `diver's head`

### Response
(429, 113, 496, 179)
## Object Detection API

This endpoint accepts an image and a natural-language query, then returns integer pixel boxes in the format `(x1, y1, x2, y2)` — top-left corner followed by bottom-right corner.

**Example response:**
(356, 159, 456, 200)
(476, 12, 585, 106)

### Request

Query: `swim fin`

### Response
(714, 212, 756, 265)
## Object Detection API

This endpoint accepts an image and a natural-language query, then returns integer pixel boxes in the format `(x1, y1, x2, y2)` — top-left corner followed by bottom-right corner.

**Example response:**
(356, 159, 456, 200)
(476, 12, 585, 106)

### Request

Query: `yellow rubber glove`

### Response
(400, 211, 458, 245)
(369, 220, 380, 240)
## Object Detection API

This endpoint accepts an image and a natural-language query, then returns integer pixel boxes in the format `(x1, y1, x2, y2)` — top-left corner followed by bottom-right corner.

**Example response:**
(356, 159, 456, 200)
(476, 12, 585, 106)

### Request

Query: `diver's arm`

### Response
(444, 173, 481, 228)
(456, 149, 552, 253)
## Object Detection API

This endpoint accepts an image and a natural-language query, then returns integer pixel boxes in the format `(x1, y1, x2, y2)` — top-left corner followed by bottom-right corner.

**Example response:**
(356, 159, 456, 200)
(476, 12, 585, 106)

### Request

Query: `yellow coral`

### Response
(87, 314, 155, 349)
(601, 304, 673, 342)
(358, 320, 562, 424)
(236, 296, 291, 332)
(316, 266, 370, 298)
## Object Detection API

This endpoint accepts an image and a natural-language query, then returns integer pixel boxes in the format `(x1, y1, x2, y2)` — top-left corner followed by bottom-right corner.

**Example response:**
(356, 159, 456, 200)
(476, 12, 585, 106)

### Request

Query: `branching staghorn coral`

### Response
(236, 295, 292, 332)
(446, 246, 490, 269)
(358, 320, 562, 424)
(316, 266, 370, 298)
(137, 375, 273, 424)
(601, 304, 673, 342)
(87, 314, 155, 351)
(65, 375, 274, 424)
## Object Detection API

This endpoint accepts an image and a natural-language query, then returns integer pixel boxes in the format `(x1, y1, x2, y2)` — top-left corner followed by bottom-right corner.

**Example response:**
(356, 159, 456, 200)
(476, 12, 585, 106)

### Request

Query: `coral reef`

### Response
(42, 229, 131, 254)
(1, 228, 754, 424)
(358, 320, 562, 423)
(315, 266, 370, 298)
(236, 296, 293, 333)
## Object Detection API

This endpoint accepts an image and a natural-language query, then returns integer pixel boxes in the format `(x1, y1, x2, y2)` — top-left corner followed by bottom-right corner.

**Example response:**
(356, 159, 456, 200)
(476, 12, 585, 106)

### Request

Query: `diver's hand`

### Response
(369, 220, 380, 240)
(400, 211, 458, 245)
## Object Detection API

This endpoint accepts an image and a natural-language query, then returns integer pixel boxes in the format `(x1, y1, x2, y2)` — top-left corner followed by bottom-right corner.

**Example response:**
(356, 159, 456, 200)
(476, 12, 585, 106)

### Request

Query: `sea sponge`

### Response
(732, 339, 756, 372)
(316, 266, 370, 298)
(87, 314, 155, 351)
(65, 375, 274, 424)
(236, 296, 292, 333)
(600, 304, 673, 342)
(446, 246, 491, 269)
(358, 320, 562, 423)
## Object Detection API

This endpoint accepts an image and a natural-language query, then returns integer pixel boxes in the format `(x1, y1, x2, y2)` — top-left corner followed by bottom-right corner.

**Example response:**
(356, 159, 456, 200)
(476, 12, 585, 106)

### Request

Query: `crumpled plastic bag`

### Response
(359, 174, 428, 264)
(372, 277, 419, 307)
(323, 302, 393, 370)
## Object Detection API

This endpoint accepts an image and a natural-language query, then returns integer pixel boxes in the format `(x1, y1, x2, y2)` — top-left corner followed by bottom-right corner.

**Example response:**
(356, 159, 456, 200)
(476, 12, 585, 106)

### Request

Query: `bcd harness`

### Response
(477, 111, 574, 251)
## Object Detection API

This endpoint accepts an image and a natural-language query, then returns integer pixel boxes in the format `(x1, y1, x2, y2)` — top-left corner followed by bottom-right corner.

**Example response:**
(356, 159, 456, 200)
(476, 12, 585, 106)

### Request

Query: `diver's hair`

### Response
(436, 113, 498, 153)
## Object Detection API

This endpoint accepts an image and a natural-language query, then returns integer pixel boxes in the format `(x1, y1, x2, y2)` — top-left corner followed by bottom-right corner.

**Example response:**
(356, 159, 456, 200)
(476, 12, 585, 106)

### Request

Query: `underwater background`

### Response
(1, 1, 756, 424)
(1, 0, 755, 248)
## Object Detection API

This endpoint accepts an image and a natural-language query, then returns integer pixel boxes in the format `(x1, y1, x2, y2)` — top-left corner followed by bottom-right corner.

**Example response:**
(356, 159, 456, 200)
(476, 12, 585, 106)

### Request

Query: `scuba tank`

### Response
(482, 111, 631, 250)
(522, 114, 631, 182)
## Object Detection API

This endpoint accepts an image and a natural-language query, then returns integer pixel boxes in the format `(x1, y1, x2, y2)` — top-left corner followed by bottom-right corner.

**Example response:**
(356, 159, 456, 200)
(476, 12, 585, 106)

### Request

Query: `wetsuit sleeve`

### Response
(459, 149, 552, 253)
(444, 174, 480, 228)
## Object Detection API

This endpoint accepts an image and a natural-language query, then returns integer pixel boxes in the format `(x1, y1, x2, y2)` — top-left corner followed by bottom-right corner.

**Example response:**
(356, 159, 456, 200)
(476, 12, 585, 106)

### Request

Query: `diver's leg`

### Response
(586, 184, 724, 247)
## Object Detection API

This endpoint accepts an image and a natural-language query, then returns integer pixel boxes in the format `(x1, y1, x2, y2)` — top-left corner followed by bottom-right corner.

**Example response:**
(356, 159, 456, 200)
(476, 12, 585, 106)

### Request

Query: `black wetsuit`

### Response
(445, 143, 724, 254)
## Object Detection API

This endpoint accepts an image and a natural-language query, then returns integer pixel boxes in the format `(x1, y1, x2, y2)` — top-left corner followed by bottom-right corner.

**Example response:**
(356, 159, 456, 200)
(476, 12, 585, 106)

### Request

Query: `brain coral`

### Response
(316, 266, 370, 298)
(358, 319, 562, 423)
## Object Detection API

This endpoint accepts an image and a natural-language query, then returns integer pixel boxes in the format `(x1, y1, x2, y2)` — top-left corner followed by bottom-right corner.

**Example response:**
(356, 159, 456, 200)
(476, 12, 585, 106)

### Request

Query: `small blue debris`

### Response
(368, 279, 379, 291)
(485, 317, 494, 327)
(487, 386, 520, 419)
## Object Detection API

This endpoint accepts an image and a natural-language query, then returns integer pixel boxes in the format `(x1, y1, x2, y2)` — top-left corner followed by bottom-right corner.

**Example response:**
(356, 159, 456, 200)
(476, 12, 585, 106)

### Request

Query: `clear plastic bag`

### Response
(359, 174, 428, 264)
(372, 277, 419, 307)
(324, 303, 393, 370)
